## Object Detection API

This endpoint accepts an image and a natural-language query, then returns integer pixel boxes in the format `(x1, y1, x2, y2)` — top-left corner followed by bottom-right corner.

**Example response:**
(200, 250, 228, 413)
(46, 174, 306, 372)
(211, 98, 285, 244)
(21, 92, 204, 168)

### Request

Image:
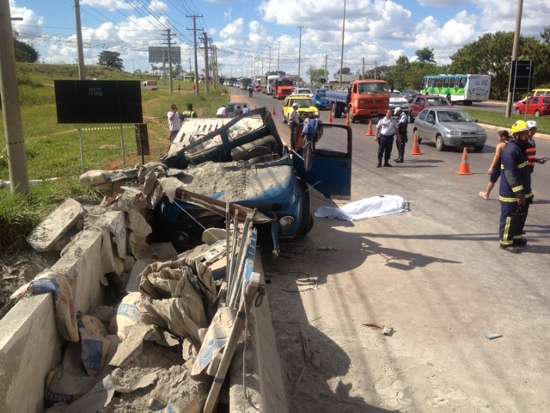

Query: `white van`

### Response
(142, 80, 158, 90)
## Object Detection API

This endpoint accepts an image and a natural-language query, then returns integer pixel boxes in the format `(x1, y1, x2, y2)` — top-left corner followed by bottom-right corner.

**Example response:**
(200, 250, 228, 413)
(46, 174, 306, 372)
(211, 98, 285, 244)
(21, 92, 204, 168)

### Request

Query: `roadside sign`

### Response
(148, 46, 181, 64)
(54, 80, 143, 124)
(509, 60, 533, 92)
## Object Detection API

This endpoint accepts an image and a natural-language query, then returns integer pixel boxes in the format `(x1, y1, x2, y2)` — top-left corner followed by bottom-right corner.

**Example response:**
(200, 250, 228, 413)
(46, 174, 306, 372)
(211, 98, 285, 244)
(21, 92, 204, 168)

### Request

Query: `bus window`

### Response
(458, 77, 466, 88)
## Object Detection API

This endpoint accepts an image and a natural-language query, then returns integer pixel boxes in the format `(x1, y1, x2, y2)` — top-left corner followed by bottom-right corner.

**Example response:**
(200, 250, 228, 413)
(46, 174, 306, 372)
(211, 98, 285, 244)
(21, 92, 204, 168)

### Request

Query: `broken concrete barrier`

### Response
(27, 198, 84, 252)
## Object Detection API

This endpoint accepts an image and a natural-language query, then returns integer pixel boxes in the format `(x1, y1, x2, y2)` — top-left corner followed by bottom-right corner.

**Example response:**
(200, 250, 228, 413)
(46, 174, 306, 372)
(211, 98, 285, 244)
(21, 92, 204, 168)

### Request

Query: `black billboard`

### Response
(509, 60, 534, 92)
(55, 80, 143, 124)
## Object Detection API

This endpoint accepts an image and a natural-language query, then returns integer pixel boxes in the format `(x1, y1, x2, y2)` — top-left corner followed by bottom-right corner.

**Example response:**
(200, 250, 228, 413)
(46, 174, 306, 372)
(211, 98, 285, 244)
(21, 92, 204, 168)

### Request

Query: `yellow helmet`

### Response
(511, 120, 529, 135)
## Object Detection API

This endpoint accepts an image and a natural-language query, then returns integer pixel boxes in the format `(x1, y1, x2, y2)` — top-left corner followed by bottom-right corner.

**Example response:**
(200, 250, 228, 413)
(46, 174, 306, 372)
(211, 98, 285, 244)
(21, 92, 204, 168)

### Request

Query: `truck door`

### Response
(295, 123, 352, 199)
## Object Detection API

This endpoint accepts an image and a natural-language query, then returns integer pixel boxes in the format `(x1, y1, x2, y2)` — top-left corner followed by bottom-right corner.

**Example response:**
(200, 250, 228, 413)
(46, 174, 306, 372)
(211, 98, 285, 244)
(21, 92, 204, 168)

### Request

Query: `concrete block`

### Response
(27, 198, 84, 252)
(0, 294, 61, 413)
(88, 210, 127, 259)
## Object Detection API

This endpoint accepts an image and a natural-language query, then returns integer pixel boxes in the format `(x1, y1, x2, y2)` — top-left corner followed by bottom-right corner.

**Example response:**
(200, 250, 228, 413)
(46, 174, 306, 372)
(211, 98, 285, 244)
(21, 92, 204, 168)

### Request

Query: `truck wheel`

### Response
(295, 183, 314, 239)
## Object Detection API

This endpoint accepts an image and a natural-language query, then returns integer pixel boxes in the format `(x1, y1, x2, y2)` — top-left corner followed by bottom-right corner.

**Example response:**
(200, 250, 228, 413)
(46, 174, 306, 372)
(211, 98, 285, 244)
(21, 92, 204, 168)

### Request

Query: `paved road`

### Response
(232, 89, 550, 413)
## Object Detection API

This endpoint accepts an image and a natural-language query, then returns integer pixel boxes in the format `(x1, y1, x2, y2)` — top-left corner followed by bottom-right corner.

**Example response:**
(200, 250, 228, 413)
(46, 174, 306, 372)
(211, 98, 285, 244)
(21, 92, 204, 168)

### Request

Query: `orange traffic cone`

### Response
(367, 119, 375, 136)
(328, 109, 334, 123)
(457, 147, 473, 175)
(410, 130, 423, 155)
(272, 106, 276, 116)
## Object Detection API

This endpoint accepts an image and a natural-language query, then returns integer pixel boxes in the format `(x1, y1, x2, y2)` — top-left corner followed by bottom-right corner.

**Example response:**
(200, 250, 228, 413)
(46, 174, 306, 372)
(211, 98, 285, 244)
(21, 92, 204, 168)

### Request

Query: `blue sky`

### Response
(10, 0, 549, 78)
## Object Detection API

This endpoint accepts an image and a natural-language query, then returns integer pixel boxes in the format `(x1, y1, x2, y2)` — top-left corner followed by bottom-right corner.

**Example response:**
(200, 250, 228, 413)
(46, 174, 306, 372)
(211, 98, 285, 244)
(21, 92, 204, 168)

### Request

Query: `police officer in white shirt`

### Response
(376, 109, 397, 167)
(167, 104, 181, 141)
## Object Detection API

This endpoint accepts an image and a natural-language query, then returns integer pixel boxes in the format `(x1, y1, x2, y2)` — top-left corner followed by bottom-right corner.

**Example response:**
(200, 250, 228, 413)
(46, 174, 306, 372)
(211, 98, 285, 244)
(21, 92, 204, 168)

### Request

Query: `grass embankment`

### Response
(464, 108, 550, 135)
(0, 62, 228, 250)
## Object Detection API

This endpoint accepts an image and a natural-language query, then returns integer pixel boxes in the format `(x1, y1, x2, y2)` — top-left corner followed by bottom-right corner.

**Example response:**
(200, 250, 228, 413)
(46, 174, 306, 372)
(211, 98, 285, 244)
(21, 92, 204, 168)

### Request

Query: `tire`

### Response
(295, 182, 314, 239)
(535, 110, 541, 117)
(474, 145, 484, 153)
(435, 134, 445, 151)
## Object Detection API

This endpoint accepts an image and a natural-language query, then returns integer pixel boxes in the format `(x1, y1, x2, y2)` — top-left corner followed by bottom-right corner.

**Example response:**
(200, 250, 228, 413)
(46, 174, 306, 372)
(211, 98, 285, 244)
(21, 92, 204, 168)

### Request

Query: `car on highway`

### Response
(389, 92, 410, 114)
(313, 89, 331, 110)
(413, 107, 487, 152)
(293, 88, 314, 97)
(409, 95, 450, 121)
(514, 96, 550, 117)
(403, 90, 419, 103)
(282, 95, 319, 123)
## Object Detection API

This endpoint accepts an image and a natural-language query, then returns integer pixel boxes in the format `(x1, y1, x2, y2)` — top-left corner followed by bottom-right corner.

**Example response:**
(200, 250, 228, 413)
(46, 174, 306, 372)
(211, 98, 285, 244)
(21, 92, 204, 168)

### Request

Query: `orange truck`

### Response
(326, 79, 389, 122)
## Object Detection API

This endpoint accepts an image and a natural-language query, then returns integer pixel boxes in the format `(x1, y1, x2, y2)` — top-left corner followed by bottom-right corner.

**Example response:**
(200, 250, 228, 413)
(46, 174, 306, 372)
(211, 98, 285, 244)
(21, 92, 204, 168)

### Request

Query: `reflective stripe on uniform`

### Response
(526, 192, 534, 198)
(500, 240, 513, 246)
(513, 235, 526, 240)
(502, 216, 512, 244)
(499, 196, 517, 203)
(512, 185, 524, 193)
(517, 161, 528, 168)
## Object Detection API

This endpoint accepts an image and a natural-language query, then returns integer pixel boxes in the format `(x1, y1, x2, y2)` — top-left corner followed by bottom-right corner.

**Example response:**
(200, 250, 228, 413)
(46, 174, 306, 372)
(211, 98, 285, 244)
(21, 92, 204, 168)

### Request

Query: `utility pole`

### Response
(74, 0, 85, 80)
(277, 42, 280, 72)
(324, 54, 328, 83)
(362, 57, 365, 79)
(186, 14, 203, 96)
(212, 44, 218, 86)
(162, 28, 174, 93)
(339, 0, 347, 87)
(297, 26, 303, 87)
(200, 31, 210, 93)
(0, 0, 29, 193)
(268, 47, 272, 72)
(505, 0, 524, 118)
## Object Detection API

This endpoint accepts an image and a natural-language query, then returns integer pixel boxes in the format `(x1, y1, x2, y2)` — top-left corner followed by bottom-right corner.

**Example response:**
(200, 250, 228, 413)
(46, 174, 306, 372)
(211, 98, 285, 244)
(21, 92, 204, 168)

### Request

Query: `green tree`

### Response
(308, 66, 329, 84)
(416, 48, 435, 64)
(336, 67, 351, 75)
(14, 38, 39, 62)
(450, 31, 550, 99)
(98, 50, 124, 70)
(385, 56, 410, 90)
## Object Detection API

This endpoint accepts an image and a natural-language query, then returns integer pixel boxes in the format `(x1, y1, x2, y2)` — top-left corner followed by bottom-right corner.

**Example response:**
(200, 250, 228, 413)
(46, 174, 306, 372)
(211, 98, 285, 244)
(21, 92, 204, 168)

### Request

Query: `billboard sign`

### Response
(148, 46, 181, 64)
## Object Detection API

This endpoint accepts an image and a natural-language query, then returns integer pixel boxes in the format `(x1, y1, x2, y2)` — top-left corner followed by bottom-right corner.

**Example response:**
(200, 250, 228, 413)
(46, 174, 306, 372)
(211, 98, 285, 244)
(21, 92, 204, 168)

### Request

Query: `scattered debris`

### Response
(383, 326, 395, 337)
(485, 333, 503, 340)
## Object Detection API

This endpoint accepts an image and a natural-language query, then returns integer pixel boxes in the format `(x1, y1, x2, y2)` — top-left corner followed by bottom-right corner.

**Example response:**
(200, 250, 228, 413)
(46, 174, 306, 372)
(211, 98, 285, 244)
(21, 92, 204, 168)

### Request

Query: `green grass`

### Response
(0, 63, 228, 252)
(464, 108, 550, 135)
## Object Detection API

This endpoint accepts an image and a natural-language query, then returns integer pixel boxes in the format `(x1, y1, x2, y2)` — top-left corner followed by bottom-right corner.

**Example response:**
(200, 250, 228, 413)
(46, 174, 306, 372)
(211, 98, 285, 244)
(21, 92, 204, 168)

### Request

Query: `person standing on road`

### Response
(242, 103, 250, 114)
(394, 107, 408, 163)
(526, 121, 548, 172)
(216, 105, 226, 118)
(167, 104, 182, 141)
(289, 103, 300, 150)
(498, 120, 533, 253)
(479, 129, 510, 200)
(376, 109, 397, 167)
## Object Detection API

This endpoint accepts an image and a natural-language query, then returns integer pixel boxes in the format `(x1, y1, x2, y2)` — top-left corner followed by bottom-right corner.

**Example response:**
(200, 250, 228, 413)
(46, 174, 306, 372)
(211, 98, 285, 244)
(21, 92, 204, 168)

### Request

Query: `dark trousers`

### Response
(377, 134, 394, 164)
(396, 134, 407, 161)
(499, 201, 530, 246)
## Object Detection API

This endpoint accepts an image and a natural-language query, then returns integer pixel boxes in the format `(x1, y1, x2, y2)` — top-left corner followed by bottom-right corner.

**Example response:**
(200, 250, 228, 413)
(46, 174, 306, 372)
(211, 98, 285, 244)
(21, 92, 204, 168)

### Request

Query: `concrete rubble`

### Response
(1, 157, 270, 413)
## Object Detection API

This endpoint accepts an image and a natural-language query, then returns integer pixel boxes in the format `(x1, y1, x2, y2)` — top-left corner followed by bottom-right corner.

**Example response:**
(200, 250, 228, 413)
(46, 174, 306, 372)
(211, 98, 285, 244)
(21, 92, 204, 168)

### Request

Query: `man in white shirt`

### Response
(167, 104, 181, 141)
(376, 109, 397, 167)
(242, 103, 250, 114)
(216, 106, 226, 118)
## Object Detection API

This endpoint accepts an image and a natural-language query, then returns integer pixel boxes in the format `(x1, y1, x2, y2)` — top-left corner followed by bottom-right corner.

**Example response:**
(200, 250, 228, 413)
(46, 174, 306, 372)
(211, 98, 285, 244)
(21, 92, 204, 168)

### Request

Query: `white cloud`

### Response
(149, 0, 167, 13)
(80, 0, 132, 11)
(477, 0, 550, 36)
(407, 10, 478, 62)
(219, 17, 245, 46)
(417, 0, 467, 6)
(9, 0, 44, 39)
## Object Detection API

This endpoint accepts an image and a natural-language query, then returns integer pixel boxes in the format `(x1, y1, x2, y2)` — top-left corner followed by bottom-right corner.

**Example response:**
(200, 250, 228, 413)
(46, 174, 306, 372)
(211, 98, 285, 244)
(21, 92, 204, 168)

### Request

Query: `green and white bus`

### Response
(421, 74, 491, 105)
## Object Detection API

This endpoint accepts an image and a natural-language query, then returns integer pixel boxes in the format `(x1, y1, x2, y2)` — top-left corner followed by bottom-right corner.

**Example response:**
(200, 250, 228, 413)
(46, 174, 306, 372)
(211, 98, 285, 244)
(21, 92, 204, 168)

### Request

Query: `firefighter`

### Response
(526, 120, 548, 172)
(498, 120, 533, 253)
(181, 103, 197, 119)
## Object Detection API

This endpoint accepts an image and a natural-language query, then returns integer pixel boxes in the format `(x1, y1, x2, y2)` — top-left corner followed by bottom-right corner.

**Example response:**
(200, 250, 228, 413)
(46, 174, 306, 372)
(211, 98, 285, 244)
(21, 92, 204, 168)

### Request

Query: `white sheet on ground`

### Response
(315, 195, 409, 222)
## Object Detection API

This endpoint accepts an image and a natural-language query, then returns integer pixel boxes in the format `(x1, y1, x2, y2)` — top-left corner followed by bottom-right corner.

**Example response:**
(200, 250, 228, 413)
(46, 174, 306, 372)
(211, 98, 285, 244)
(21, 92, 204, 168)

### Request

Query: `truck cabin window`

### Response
(358, 83, 387, 94)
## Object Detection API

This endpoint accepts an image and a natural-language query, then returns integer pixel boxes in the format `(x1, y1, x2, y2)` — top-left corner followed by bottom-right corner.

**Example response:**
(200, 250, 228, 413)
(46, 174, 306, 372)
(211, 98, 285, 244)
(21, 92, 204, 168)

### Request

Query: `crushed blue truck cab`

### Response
(158, 108, 352, 253)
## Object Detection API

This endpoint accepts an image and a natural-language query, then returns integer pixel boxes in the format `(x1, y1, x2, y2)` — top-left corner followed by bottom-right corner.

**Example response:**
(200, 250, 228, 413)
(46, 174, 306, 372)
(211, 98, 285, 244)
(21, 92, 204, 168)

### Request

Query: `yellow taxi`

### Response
(282, 95, 319, 123)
